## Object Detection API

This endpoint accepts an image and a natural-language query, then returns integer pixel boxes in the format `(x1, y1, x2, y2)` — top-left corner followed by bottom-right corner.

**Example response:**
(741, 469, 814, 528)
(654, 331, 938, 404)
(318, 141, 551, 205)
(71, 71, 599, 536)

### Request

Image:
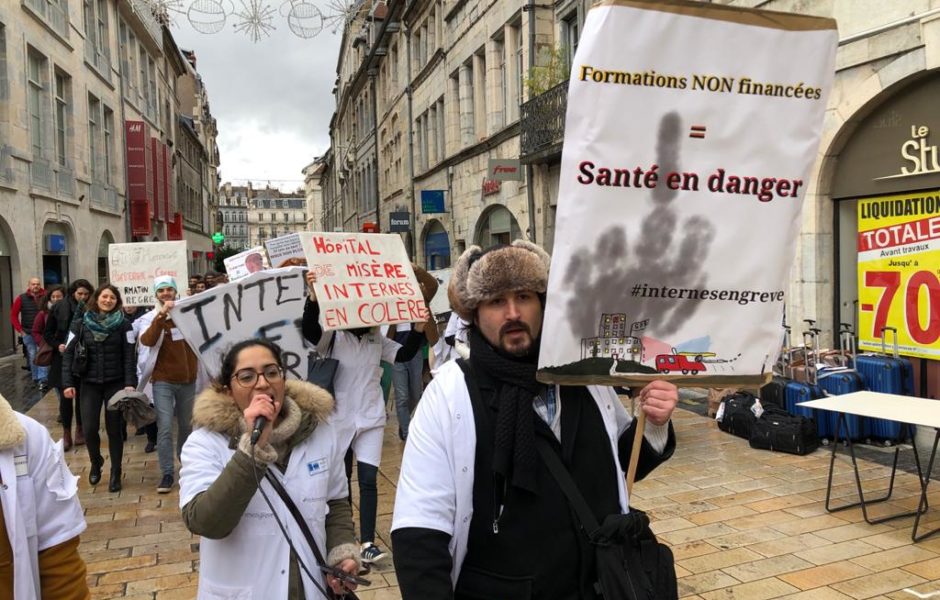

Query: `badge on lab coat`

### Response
(170, 328, 184, 341)
(306, 457, 328, 476)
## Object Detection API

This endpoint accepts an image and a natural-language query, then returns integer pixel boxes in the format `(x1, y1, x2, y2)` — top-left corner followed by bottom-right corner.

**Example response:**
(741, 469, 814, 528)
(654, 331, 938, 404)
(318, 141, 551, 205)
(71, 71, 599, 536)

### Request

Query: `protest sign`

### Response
(857, 191, 940, 359)
(265, 233, 308, 268)
(298, 232, 428, 330)
(224, 246, 270, 281)
(428, 267, 453, 316)
(538, 1, 837, 386)
(108, 241, 189, 307)
(169, 267, 310, 378)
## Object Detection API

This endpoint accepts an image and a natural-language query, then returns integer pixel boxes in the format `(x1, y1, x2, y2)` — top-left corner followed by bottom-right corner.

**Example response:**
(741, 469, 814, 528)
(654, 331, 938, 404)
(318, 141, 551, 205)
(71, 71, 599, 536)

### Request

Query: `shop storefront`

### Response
(831, 75, 940, 397)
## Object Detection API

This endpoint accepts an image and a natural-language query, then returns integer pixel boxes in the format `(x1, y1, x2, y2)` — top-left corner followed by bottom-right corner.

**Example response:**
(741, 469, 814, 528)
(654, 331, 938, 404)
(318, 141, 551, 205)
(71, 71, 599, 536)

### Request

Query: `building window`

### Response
(473, 49, 487, 138)
(284, 212, 289, 222)
(87, 93, 100, 179)
(561, 11, 580, 72)
(84, 0, 110, 75)
(102, 105, 113, 184)
(27, 49, 48, 159)
(53, 70, 70, 166)
(24, 0, 69, 39)
(495, 36, 506, 130)
(513, 23, 524, 109)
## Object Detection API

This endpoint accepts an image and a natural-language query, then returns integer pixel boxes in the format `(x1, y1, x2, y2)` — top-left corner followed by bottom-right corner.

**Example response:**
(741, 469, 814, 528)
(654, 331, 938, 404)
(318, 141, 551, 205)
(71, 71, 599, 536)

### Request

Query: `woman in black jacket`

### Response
(63, 284, 137, 492)
(44, 279, 93, 450)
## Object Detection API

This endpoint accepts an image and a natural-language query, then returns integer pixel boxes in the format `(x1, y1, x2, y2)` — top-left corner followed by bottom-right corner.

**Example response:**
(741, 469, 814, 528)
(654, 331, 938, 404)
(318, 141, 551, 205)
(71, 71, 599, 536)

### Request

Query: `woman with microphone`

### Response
(179, 339, 360, 599)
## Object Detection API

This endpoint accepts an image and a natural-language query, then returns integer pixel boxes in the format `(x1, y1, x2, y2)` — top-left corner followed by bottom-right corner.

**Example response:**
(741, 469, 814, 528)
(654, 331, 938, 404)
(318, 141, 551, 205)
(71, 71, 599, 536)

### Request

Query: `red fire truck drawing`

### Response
(654, 352, 711, 375)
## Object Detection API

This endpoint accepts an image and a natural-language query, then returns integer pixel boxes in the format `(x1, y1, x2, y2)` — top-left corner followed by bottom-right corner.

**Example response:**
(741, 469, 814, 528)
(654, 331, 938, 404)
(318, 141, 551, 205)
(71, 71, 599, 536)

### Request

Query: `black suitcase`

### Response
(760, 376, 788, 410)
(716, 391, 758, 440)
(749, 409, 819, 455)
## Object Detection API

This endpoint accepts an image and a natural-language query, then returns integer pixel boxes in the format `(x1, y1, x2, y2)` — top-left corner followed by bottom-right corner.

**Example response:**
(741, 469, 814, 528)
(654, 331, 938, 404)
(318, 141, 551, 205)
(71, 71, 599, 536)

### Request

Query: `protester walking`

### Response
(11, 277, 47, 386)
(139, 276, 199, 494)
(392, 241, 679, 599)
(62, 284, 137, 493)
(0, 391, 91, 598)
(31, 285, 64, 396)
(45, 279, 94, 450)
(302, 270, 426, 566)
(387, 264, 439, 441)
(179, 339, 360, 598)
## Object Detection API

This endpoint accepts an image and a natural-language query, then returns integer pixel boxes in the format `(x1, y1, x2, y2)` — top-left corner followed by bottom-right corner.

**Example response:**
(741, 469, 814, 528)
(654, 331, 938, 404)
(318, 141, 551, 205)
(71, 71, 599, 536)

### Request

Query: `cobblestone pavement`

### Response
(5, 353, 940, 599)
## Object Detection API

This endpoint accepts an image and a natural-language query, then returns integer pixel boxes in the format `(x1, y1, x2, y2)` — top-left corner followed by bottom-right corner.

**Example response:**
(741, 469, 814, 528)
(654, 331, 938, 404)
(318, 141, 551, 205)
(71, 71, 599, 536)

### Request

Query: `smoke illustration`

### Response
(563, 112, 716, 338)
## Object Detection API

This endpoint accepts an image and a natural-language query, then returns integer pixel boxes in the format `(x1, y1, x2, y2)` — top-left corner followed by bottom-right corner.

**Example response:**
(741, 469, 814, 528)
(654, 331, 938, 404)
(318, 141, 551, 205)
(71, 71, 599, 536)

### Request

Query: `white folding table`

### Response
(799, 392, 940, 542)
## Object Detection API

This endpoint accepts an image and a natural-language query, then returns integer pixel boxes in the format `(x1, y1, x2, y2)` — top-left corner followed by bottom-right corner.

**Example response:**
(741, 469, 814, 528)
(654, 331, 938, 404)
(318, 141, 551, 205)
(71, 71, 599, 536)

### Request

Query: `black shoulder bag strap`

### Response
(533, 436, 601, 536)
(263, 470, 361, 600)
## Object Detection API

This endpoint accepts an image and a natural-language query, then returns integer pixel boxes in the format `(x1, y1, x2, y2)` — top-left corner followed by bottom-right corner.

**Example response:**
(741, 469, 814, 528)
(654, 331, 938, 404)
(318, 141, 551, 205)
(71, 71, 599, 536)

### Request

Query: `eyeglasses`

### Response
(231, 364, 284, 388)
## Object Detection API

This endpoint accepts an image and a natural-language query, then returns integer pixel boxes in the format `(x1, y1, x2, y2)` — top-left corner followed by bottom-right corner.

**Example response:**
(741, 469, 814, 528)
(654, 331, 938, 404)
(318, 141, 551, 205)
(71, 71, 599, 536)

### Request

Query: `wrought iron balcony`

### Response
(519, 81, 567, 164)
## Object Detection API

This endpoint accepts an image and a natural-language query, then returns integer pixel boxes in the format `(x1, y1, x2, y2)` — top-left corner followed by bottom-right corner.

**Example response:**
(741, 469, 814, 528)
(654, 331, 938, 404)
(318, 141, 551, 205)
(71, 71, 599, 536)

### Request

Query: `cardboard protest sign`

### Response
(224, 246, 271, 281)
(428, 268, 453, 316)
(265, 233, 308, 268)
(538, 1, 837, 386)
(169, 267, 310, 378)
(857, 191, 940, 359)
(298, 232, 429, 330)
(108, 241, 189, 307)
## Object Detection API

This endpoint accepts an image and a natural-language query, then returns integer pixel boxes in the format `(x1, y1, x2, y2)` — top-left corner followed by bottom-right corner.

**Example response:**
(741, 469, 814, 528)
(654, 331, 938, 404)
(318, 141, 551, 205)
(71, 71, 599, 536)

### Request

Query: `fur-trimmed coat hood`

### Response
(192, 380, 334, 440)
(0, 394, 25, 450)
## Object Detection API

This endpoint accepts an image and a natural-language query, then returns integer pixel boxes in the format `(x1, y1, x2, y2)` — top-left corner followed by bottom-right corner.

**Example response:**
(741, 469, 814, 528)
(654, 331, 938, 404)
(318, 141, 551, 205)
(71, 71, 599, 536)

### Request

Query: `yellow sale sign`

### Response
(857, 191, 940, 358)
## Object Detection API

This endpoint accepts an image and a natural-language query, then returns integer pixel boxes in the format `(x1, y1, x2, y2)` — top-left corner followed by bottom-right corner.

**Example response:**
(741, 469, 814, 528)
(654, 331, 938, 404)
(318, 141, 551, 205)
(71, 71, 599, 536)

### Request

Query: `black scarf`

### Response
(468, 327, 542, 493)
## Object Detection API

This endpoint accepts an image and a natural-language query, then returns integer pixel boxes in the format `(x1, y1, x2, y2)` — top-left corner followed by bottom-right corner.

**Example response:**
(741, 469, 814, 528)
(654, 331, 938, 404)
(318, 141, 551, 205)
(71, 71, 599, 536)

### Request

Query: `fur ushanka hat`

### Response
(448, 240, 551, 321)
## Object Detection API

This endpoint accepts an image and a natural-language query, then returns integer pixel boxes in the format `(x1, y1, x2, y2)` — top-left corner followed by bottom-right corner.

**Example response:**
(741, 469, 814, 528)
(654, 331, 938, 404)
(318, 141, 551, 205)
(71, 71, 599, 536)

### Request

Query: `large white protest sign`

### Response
(265, 233, 308, 268)
(169, 267, 310, 379)
(224, 246, 270, 281)
(298, 232, 429, 330)
(109, 241, 189, 307)
(538, 1, 837, 386)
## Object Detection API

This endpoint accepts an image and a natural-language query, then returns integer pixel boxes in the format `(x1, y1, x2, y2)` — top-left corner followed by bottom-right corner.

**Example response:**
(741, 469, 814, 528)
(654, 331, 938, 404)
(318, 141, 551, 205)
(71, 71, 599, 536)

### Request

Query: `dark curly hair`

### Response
(214, 338, 285, 392)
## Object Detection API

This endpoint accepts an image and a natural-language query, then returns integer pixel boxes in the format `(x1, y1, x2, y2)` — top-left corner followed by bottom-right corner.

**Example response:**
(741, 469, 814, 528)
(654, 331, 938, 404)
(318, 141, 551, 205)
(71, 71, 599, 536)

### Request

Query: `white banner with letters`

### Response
(299, 232, 429, 330)
(108, 241, 189, 307)
(169, 267, 310, 379)
(224, 246, 271, 282)
(538, 1, 837, 385)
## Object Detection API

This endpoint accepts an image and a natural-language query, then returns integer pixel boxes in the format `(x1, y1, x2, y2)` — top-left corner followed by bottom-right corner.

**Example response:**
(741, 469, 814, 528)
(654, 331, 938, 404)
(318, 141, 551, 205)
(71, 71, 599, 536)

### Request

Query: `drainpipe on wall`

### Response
(405, 23, 418, 261)
(525, 0, 537, 244)
(117, 46, 133, 244)
(370, 69, 381, 233)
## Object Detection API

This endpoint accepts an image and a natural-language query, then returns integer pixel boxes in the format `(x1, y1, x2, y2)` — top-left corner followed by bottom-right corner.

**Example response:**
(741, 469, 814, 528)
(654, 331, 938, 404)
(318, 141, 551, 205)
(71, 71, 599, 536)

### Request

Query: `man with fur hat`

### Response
(0, 392, 91, 598)
(391, 240, 678, 599)
(138, 275, 201, 494)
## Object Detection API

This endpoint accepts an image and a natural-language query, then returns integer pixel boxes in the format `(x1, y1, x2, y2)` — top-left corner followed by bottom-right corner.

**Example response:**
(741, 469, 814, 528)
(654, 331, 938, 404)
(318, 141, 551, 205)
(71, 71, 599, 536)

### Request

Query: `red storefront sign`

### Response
(125, 120, 152, 236)
(151, 137, 164, 222)
(167, 212, 183, 240)
(163, 143, 172, 219)
(482, 178, 501, 196)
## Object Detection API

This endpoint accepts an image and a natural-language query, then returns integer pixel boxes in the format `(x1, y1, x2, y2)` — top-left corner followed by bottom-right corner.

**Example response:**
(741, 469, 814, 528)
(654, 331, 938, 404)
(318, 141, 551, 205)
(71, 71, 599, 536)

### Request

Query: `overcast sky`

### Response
(171, 10, 341, 192)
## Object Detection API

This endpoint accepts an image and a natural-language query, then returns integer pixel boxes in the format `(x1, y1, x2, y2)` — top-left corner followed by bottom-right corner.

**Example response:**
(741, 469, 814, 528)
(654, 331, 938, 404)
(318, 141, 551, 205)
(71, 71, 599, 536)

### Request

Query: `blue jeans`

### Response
(152, 381, 195, 476)
(392, 353, 423, 439)
(22, 334, 48, 383)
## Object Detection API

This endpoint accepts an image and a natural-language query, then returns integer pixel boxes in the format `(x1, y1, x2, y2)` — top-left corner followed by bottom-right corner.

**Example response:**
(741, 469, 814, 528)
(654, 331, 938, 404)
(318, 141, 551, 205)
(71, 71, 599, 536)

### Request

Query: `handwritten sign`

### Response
(538, 2, 836, 386)
(224, 246, 270, 282)
(298, 232, 428, 330)
(265, 233, 307, 268)
(108, 241, 189, 307)
(169, 267, 310, 379)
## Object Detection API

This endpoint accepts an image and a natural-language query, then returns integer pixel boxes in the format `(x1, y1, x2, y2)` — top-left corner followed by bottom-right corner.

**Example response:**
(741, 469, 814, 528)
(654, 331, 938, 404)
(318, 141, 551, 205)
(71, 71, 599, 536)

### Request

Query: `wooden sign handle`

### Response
(626, 403, 646, 497)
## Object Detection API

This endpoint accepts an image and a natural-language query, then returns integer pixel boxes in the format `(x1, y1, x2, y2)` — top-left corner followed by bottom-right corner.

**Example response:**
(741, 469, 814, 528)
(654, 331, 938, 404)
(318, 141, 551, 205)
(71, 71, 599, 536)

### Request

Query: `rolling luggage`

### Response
(749, 407, 819, 455)
(855, 327, 912, 443)
(784, 329, 832, 440)
(816, 327, 868, 441)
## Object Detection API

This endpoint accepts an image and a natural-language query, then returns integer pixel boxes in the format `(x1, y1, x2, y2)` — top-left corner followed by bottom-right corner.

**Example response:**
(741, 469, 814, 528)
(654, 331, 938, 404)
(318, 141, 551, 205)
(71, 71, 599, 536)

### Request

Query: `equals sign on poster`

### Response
(689, 125, 707, 139)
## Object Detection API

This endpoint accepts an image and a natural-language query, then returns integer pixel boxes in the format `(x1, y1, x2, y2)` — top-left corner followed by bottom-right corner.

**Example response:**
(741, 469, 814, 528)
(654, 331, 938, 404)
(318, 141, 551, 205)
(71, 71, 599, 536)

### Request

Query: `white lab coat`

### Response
(133, 307, 210, 395)
(391, 361, 637, 587)
(179, 420, 347, 600)
(0, 412, 85, 599)
(325, 329, 400, 462)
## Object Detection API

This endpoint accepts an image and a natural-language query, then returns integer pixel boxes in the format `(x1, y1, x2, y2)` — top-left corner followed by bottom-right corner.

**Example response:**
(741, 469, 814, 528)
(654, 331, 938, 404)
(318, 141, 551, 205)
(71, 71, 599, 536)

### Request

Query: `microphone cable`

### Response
(251, 443, 338, 600)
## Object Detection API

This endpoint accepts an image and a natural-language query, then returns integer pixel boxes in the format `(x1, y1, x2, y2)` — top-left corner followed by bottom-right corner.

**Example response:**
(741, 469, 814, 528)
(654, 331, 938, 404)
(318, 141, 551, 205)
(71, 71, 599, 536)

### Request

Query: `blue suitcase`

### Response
(784, 381, 829, 440)
(817, 367, 868, 441)
(854, 328, 913, 443)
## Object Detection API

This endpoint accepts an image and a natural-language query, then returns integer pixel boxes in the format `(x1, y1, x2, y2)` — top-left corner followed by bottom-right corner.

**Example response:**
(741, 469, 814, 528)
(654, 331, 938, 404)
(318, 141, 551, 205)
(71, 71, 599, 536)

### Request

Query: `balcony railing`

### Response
(519, 81, 568, 164)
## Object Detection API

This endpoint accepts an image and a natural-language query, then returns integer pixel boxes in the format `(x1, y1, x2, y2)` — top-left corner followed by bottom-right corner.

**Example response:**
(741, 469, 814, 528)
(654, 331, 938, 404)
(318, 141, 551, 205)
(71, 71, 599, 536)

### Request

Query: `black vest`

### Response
(18, 292, 41, 331)
(455, 372, 621, 600)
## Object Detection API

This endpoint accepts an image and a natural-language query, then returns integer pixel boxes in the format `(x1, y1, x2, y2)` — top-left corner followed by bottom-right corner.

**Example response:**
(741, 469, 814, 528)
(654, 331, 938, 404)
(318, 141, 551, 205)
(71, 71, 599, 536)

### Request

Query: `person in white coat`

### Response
(179, 339, 359, 599)
(391, 241, 679, 599)
(301, 270, 427, 565)
(0, 392, 90, 599)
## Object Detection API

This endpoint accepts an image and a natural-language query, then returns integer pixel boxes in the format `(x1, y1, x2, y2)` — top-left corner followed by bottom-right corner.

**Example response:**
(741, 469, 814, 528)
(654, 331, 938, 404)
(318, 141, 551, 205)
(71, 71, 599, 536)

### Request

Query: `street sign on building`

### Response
(487, 158, 523, 181)
(421, 190, 446, 213)
(389, 212, 411, 232)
